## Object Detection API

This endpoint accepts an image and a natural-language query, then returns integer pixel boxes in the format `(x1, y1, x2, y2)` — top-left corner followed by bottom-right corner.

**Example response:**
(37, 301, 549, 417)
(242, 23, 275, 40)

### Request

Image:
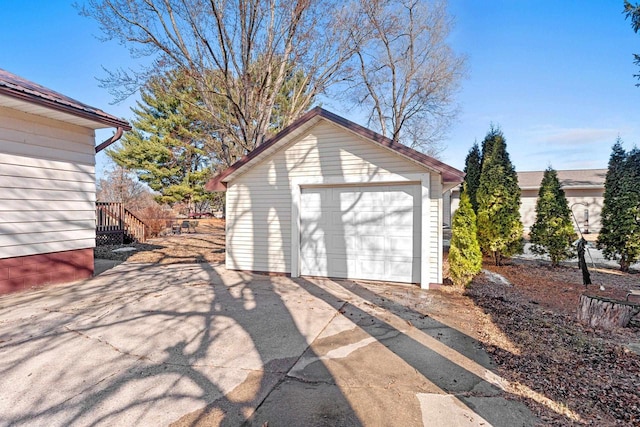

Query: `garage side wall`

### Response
(0, 107, 96, 292)
(225, 121, 442, 283)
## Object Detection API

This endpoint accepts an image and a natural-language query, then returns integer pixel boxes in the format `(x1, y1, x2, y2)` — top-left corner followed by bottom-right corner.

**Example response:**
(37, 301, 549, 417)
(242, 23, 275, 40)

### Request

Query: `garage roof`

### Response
(0, 68, 131, 131)
(206, 107, 464, 191)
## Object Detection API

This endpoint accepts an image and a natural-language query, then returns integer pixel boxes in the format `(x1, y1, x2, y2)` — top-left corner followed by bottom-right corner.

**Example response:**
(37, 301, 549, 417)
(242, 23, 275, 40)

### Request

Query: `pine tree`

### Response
(476, 127, 523, 265)
(480, 125, 500, 170)
(462, 143, 481, 213)
(448, 191, 482, 286)
(529, 167, 576, 266)
(597, 139, 640, 271)
(108, 70, 216, 209)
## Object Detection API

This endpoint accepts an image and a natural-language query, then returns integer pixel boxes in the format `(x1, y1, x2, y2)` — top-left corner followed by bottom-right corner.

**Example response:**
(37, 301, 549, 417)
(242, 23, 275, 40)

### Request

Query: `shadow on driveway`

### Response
(0, 262, 555, 426)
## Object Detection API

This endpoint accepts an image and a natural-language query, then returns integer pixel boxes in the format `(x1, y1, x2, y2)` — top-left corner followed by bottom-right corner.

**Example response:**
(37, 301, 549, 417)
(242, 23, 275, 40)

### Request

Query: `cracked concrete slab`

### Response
(0, 263, 539, 426)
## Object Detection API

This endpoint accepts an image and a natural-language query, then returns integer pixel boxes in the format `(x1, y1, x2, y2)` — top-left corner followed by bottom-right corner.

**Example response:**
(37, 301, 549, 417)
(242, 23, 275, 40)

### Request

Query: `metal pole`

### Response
(570, 202, 596, 269)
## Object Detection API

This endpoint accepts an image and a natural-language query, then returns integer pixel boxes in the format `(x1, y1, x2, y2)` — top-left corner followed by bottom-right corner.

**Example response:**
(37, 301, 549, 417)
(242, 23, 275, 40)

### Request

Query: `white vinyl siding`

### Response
(0, 106, 96, 259)
(428, 177, 443, 283)
(225, 120, 443, 285)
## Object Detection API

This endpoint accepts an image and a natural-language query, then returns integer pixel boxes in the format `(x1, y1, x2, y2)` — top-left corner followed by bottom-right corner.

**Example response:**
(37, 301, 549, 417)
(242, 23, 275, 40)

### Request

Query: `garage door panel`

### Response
(385, 189, 416, 207)
(359, 235, 385, 254)
(355, 211, 386, 227)
(338, 189, 385, 208)
(386, 209, 414, 226)
(327, 255, 353, 277)
(389, 236, 414, 254)
(300, 184, 420, 283)
(301, 191, 324, 209)
(332, 211, 355, 226)
(388, 260, 414, 278)
(358, 257, 386, 277)
(338, 235, 358, 252)
(301, 256, 327, 276)
(300, 209, 324, 223)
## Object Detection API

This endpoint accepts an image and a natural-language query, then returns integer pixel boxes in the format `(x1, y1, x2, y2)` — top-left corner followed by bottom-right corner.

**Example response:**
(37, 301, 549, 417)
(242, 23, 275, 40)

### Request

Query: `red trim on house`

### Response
(205, 107, 465, 191)
(0, 248, 94, 295)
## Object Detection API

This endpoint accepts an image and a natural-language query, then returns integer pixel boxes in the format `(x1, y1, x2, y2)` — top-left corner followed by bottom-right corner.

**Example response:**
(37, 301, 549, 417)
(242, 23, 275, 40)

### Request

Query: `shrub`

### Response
(476, 126, 523, 265)
(133, 203, 173, 238)
(597, 140, 640, 271)
(529, 167, 577, 266)
(449, 192, 483, 286)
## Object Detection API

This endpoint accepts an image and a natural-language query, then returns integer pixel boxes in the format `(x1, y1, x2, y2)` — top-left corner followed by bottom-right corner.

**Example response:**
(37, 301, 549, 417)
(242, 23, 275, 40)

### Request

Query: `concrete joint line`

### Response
(63, 325, 147, 362)
(249, 299, 350, 421)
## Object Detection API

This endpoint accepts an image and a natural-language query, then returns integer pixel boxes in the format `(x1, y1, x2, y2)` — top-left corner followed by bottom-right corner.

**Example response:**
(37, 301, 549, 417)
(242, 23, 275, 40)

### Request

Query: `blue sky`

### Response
(1, 1, 639, 177)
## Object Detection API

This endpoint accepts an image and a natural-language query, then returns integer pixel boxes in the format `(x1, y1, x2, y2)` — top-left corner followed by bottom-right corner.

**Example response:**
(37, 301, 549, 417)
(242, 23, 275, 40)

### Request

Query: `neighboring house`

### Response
(0, 69, 130, 294)
(446, 169, 607, 235)
(206, 107, 464, 289)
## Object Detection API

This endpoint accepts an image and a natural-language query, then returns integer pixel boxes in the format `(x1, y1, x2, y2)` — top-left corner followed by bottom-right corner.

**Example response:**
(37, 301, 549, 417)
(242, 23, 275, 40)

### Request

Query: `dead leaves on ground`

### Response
(467, 261, 639, 425)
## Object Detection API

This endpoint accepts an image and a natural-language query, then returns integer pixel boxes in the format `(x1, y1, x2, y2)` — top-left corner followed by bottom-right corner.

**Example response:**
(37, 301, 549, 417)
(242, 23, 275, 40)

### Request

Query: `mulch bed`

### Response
(464, 258, 640, 426)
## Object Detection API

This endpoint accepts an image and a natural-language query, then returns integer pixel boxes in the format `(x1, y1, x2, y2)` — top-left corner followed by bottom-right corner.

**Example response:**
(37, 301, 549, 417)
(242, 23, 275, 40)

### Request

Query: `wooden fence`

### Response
(96, 202, 146, 245)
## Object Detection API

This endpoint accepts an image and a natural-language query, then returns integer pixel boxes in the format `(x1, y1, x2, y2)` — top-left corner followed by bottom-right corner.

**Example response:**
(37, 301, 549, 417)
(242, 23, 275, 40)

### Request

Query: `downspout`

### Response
(95, 127, 124, 153)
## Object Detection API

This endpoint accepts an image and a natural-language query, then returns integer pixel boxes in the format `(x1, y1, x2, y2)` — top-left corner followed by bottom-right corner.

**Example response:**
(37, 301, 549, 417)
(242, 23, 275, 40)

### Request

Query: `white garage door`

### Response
(300, 184, 421, 283)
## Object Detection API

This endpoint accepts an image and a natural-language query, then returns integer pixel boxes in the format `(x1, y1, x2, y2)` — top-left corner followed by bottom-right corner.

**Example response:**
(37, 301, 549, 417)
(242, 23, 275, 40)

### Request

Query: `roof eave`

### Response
(0, 86, 131, 130)
(205, 107, 464, 191)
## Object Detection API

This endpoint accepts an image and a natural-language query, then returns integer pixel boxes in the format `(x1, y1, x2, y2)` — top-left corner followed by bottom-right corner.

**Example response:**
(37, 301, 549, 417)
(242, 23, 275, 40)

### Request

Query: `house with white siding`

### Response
(445, 169, 607, 235)
(0, 69, 130, 294)
(206, 107, 464, 289)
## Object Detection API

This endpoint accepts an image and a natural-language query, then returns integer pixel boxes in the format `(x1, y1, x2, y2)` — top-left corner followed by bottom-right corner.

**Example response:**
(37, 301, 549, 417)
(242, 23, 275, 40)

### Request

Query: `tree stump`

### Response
(577, 294, 640, 330)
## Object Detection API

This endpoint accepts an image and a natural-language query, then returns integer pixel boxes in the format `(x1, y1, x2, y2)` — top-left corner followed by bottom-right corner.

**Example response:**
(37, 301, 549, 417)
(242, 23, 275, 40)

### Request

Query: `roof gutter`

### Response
(95, 127, 124, 153)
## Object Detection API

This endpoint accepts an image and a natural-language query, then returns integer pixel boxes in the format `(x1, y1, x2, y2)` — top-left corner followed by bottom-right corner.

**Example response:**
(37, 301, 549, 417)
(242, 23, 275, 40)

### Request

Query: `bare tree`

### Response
(97, 163, 155, 210)
(347, 0, 466, 155)
(79, 0, 357, 160)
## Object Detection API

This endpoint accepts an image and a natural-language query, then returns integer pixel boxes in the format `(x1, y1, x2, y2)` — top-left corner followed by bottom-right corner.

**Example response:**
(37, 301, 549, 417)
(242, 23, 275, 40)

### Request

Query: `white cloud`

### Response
(527, 126, 619, 146)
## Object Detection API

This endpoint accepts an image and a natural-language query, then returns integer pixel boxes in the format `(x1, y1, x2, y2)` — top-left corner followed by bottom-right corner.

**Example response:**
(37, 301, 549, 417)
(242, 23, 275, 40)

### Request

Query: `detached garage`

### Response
(206, 108, 463, 289)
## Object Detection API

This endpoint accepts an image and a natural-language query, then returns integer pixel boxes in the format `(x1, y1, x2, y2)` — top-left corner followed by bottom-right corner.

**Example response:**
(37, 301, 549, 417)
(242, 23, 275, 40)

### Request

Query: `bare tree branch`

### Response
(345, 0, 466, 155)
(80, 0, 357, 159)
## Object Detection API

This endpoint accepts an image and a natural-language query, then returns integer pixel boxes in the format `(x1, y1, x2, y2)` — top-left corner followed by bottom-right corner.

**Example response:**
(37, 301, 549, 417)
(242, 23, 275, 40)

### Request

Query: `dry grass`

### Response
(94, 218, 225, 264)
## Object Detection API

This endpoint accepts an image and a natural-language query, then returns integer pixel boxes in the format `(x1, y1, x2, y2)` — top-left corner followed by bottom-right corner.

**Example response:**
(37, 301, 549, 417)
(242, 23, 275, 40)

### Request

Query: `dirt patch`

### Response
(94, 218, 226, 264)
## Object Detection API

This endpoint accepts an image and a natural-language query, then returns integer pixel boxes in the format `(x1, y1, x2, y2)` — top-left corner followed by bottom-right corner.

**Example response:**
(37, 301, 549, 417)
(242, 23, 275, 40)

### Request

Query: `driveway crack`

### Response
(245, 299, 350, 425)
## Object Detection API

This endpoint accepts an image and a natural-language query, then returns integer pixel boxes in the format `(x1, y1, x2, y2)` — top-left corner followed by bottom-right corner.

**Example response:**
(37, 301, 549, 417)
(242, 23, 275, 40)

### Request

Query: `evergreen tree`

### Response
(462, 143, 481, 213)
(108, 70, 215, 209)
(597, 139, 640, 271)
(449, 191, 482, 286)
(480, 125, 500, 170)
(529, 167, 576, 266)
(476, 127, 523, 265)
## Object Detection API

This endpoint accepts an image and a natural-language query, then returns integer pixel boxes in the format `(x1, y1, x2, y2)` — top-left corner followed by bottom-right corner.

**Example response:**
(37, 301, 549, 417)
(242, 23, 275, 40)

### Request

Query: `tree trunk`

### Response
(577, 294, 640, 330)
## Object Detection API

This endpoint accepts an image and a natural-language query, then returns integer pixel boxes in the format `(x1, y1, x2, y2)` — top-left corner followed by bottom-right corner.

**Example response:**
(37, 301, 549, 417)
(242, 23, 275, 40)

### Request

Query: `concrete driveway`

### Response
(0, 263, 537, 426)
